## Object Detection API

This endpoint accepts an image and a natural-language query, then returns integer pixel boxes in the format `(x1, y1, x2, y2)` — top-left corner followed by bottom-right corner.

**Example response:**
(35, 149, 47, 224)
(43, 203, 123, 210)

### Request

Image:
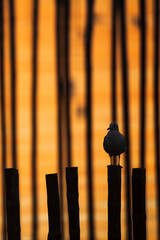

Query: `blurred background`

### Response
(0, 0, 160, 239)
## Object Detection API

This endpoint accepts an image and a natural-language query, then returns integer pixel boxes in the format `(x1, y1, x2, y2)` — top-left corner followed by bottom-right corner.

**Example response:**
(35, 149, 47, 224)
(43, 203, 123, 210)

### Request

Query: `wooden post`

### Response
(5, 168, 21, 240)
(46, 174, 61, 240)
(108, 165, 122, 240)
(132, 168, 146, 240)
(66, 167, 80, 240)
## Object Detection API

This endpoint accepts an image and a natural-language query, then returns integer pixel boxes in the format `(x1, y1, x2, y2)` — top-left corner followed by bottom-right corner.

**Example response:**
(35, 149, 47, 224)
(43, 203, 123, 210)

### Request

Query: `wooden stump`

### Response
(66, 167, 80, 240)
(132, 168, 146, 240)
(108, 165, 122, 240)
(5, 168, 21, 240)
(46, 173, 61, 240)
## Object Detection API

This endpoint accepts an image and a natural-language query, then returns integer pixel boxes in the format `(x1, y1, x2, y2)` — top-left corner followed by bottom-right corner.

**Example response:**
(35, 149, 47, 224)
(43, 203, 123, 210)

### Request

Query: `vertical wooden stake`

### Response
(66, 167, 80, 240)
(108, 165, 122, 240)
(5, 168, 21, 240)
(132, 168, 146, 240)
(46, 174, 61, 240)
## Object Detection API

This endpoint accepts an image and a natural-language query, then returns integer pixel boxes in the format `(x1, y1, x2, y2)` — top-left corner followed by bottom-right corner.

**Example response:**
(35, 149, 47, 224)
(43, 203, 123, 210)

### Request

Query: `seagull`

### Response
(103, 122, 127, 165)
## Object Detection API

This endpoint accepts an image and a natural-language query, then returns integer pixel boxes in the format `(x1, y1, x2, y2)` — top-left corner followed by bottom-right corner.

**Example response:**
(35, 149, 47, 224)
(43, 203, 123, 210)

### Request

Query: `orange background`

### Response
(0, 0, 158, 239)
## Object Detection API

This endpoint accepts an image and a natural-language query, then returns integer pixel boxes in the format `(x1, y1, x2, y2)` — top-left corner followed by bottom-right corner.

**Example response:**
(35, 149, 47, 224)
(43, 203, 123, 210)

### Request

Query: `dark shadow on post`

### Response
(46, 174, 61, 240)
(5, 168, 21, 240)
(9, 0, 17, 169)
(108, 165, 122, 240)
(31, 0, 39, 239)
(0, 0, 7, 238)
(132, 168, 146, 240)
(153, 0, 160, 238)
(119, 0, 132, 238)
(66, 167, 80, 240)
(85, 0, 95, 239)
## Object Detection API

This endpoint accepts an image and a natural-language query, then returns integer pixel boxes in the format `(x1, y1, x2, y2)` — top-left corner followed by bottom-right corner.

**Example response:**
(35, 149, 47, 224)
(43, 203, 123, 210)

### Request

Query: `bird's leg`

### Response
(118, 155, 120, 165)
(110, 155, 112, 165)
(113, 156, 116, 165)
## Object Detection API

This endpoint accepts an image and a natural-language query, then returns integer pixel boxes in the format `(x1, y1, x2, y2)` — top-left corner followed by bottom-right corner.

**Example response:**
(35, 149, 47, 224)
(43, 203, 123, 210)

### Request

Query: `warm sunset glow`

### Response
(0, 0, 158, 240)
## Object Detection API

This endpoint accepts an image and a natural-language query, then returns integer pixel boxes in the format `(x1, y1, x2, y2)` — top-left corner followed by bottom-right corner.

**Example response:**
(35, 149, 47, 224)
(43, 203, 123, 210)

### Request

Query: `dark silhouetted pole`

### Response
(153, 0, 160, 238)
(65, 0, 72, 168)
(9, 0, 17, 169)
(132, 168, 146, 240)
(85, 0, 95, 239)
(56, 0, 72, 169)
(0, 0, 7, 238)
(119, 0, 132, 238)
(108, 165, 122, 240)
(55, 0, 64, 236)
(66, 167, 80, 240)
(31, 0, 39, 239)
(56, 0, 72, 237)
(46, 174, 61, 240)
(5, 168, 21, 240)
(111, 0, 117, 123)
(139, 0, 146, 169)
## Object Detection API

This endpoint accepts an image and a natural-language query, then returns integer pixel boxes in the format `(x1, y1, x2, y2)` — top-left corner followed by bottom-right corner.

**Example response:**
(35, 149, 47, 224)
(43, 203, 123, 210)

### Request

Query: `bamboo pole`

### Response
(8, 0, 17, 169)
(132, 168, 146, 240)
(31, 0, 39, 238)
(85, 0, 95, 238)
(108, 165, 122, 240)
(153, 0, 160, 238)
(66, 167, 80, 240)
(46, 174, 61, 240)
(5, 168, 21, 240)
(139, 0, 146, 169)
(119, 0, 132, 236)
(0, 0, 7, 237)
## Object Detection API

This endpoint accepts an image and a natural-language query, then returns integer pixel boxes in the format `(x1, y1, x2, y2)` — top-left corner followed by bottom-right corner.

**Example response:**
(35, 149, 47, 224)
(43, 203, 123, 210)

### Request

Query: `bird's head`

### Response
(107, 122, 119, 131)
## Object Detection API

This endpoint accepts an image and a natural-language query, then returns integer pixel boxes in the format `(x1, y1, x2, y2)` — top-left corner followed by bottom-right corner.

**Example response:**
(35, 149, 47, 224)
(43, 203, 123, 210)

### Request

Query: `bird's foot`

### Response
(118, 155, 120, 165)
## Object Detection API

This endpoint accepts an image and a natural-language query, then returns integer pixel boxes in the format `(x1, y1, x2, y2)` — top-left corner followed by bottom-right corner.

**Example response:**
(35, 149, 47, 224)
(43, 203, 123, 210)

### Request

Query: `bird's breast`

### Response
(103, 131, 126, 156)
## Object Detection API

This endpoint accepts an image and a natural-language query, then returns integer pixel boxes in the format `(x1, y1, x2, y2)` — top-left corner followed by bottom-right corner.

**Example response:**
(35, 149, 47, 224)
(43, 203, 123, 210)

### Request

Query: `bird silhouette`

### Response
(103, 122, 126, 165)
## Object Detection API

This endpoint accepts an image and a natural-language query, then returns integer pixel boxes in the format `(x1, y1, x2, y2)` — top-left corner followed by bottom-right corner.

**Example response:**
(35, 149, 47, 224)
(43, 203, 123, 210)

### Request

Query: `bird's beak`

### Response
(107, 127, 110, 130)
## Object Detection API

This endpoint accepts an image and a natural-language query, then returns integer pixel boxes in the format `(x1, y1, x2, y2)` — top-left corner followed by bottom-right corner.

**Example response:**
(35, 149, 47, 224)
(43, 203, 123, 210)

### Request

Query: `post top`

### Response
(107, 165, 123, 168)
